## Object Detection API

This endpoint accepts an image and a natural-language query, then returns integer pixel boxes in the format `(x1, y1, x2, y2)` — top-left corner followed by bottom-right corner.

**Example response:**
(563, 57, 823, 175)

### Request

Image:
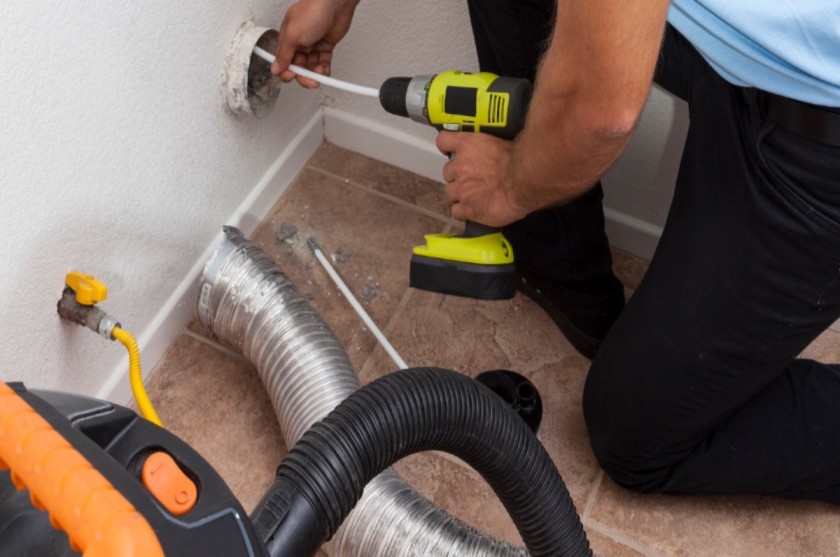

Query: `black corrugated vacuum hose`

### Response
(252, 367, 591, 557)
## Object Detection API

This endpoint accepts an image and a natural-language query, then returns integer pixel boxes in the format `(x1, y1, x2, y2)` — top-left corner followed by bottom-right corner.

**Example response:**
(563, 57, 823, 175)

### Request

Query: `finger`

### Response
(441, 161, 457, 184)
(315, 51, 333, 76)
(278, 52, 310, 83)
(274, 21, 299, 75)
(295, 75, 322, 89)
(291, 52, 321, 88)
(444, 182, 458, 203)
(435, 131, 458, 157)
(273, 44, 296, 76)
(450, 202, 467, 222)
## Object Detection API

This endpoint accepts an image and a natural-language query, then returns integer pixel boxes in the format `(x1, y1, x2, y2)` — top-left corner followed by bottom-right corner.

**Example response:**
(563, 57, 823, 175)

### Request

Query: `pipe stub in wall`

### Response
(221, 21, 282, 118)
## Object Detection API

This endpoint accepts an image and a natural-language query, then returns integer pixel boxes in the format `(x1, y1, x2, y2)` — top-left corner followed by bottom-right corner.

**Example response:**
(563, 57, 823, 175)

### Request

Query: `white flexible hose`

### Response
(252, 45, 380, 98)
(308, 238, 408, 370)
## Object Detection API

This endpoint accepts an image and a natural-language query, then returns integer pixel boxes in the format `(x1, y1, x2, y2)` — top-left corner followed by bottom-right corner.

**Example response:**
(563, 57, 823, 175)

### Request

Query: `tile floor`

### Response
(147, 143, 840, 556)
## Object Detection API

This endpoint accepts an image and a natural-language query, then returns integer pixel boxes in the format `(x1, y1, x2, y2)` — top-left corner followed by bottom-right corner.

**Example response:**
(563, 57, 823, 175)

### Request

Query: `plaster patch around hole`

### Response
(221, 21, 282, 118)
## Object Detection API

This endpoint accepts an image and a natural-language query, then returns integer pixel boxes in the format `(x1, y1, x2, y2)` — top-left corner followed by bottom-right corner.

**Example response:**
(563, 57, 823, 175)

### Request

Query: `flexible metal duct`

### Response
(256, 367, 589, 556)
(198, 226, 528, 556)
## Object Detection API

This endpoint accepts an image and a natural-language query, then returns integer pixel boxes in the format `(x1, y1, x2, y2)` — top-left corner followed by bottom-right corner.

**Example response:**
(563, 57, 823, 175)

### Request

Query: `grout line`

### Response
(382, 286, 415, 338)
(582, 469, 664, 556)
(357, 286, 415, 379)
(583, 518, 666, 557)
(307, 166, 453, 227)
(582, 470, 604, 520)
(182, 328, 250, 364)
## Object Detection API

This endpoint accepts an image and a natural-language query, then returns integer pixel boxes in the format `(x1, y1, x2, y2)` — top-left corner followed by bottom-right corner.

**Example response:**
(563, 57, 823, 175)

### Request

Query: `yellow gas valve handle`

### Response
(65, 271, 108, 306)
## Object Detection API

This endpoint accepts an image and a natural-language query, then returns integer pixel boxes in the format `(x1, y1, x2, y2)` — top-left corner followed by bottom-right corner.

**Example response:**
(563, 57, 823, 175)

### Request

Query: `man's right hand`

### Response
(272, 0, 360, 89)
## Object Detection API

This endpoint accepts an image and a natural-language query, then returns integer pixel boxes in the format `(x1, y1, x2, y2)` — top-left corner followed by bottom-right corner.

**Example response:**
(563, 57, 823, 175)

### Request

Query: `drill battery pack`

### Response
(410, 254, 516, 300)
(409, 224, 517, 300)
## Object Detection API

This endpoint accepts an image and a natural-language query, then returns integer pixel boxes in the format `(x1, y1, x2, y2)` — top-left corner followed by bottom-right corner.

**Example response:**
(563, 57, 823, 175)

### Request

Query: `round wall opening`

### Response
(221, 21, 282, 118)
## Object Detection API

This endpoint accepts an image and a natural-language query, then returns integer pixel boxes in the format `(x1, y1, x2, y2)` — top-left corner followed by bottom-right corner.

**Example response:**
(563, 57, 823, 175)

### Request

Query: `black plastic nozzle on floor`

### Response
(251, 367, 591, 557)
(476, 369, 543, 434)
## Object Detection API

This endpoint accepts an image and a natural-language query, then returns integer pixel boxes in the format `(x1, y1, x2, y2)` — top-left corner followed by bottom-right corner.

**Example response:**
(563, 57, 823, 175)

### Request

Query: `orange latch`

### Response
(142, 451, 198, 516)
(0, 381, 164, 557)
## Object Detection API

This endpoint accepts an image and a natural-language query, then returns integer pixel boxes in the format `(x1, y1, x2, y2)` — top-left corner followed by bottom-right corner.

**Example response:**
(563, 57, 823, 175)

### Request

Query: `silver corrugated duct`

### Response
(198, 226, 527, 556)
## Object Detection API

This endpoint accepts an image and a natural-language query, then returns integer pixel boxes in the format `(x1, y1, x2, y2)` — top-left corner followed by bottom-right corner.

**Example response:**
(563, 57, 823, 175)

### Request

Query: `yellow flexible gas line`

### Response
(111, 327, 163, 427)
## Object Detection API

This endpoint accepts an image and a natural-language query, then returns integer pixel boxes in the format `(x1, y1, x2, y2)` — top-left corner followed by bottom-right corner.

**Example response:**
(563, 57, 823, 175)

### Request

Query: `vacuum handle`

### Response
(0, 381, 164, 557)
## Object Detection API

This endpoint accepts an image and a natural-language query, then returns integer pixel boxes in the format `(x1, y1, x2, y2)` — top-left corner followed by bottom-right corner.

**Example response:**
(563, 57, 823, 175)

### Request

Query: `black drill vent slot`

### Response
(488, 94, 507, 124)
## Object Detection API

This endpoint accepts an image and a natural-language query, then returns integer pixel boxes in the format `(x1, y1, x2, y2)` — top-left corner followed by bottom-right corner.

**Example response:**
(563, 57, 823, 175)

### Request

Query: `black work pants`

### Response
(585, 26, 840, 504)
(469, 1, 840, 503)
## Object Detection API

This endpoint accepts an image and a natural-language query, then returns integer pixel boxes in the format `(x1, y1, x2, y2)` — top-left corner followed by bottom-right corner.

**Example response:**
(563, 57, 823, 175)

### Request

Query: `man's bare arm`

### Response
(508, 0, 671, 212)
(438, 0, 671, 226)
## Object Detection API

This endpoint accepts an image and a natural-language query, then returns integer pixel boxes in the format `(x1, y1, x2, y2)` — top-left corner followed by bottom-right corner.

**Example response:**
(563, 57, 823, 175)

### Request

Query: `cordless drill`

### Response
(378, 70, 532, 300)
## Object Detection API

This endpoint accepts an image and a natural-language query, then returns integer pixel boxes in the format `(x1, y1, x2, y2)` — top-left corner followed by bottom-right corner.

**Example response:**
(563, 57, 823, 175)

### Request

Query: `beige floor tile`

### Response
(308, 141, 450, 216)
(359, 290, 515, 381)
(612, 248, 650, 290)
(586, 528, 650, 557)
(800, 326, 840, 362)
(587, 477, 840, 557)
(527, 356, 602, 510)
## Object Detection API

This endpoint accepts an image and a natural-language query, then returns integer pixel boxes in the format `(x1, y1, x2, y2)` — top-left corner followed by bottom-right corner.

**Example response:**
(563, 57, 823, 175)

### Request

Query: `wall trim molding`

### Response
(97, 110, 325, 404)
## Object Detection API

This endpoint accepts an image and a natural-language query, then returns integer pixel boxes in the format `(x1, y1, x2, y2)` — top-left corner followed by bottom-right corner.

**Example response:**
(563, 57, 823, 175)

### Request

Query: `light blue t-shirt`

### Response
(667, 0, 840, 107)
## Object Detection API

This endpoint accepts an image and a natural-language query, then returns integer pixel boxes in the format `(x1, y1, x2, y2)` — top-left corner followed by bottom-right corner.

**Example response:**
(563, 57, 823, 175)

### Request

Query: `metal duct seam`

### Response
(198, 226, 528, 556)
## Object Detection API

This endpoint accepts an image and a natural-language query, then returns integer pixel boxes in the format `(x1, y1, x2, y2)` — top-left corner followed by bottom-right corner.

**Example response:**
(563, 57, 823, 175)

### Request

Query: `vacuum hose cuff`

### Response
(253, 367, 590, 557)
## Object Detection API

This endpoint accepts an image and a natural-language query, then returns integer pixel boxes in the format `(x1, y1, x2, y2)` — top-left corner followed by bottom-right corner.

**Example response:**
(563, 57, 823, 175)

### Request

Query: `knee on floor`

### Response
(583, 377, 675, 493)
(589, 436, 673, 494)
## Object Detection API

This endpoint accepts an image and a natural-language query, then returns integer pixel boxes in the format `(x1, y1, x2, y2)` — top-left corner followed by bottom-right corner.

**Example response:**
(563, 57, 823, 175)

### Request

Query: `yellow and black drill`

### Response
(378, 70, 532, 300)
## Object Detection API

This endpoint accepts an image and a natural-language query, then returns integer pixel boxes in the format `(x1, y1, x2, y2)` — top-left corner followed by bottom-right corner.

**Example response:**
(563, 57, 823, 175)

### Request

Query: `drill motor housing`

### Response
(379, 70, 532, 139)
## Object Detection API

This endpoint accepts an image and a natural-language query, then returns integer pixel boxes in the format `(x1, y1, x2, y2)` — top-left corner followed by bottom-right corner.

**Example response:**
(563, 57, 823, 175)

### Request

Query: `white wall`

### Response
(0, 2, 322, 397)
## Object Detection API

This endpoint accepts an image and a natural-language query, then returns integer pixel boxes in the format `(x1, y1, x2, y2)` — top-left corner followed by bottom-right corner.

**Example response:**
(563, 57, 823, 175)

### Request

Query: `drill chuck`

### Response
(379, 77, 411, 117)
(380, 75, 437, 126)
